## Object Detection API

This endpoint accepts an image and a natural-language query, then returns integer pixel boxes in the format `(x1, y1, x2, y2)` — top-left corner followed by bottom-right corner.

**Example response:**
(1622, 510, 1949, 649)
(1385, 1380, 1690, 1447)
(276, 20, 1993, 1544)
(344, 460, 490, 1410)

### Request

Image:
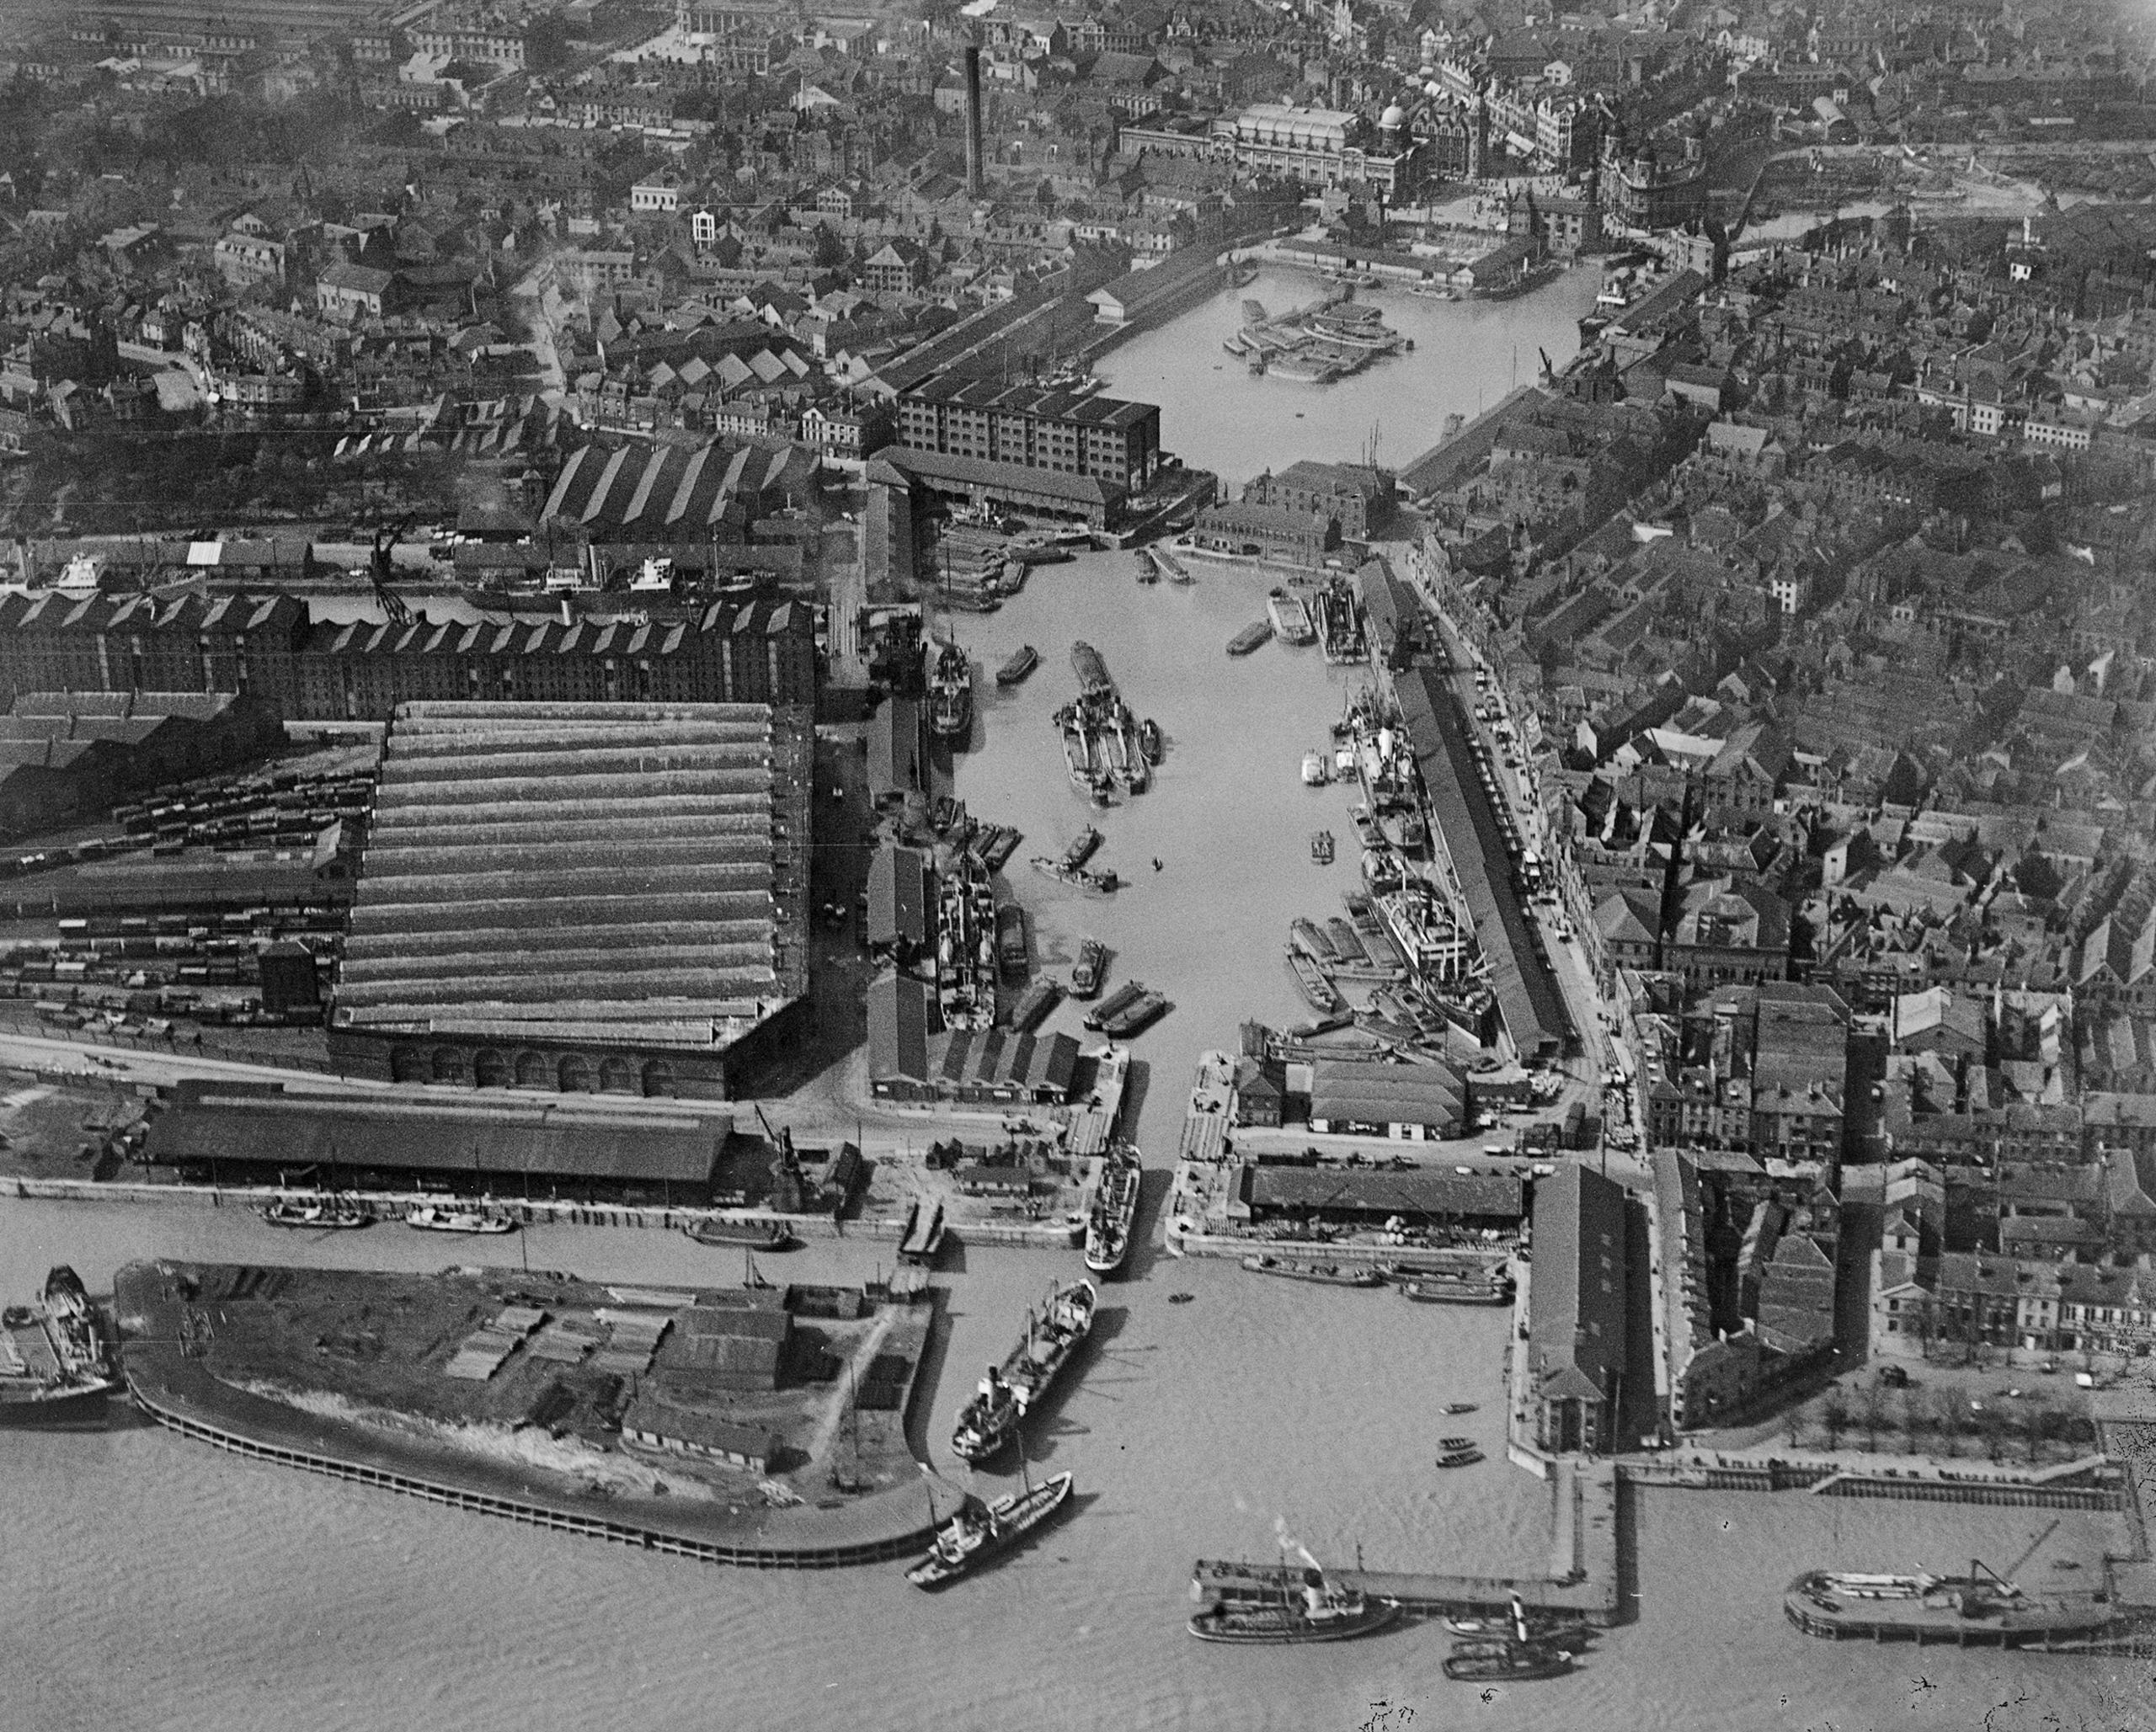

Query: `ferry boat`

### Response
(995, 645, 1040, 686)
(1443, 1639, 1572, 1682)
(1139, 718, 1163, 764)
(1226, 622, 1273, 657)
(1084, 1145, 1142, 1276)
(0, 1267, 120, 1430)
(952, 1279, 1097, 1461)
(1267, 589, 1317, 646)
(899, 1198, 947, 1266)
(684, 1215, 801, 1252)
(1240, 1255, 1382, 1288)
(1069, 938, 1106, 998)
(1188, 1574, 1401, 1644)
(406, 1204, 517, 1234)
(906, 1470, 1075, 1589)
(928, 642, 973, 740)
(259, 1196, 373, 1229)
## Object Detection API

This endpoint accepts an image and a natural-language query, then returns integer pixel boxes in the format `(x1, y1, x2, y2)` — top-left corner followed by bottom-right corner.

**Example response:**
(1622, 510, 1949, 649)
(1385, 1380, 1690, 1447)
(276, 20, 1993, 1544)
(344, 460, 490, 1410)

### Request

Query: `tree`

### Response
(1859, 1385, 1886, 1454)
(1820, 1388, 1849, 1453)
(1900, 1388, 1929, 1456)
(1933, 1384, 1966, 1458)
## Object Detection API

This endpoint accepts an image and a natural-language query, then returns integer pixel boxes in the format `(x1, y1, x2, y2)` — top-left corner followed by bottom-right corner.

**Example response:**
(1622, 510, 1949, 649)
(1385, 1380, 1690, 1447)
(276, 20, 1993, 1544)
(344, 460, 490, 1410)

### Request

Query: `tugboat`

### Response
(1311, 829, 1335, 865)
(0, 1267, 120, 1430)
(928, 641, 973, 740)
(1443, 1639, 1572, 1682)
(259, 1196, 373, 1229)
(995, 645, 1039, 686)
(1084, 1145, 1142, 1276)
(1139, 718, 1163, 764)
(684, 1215, 801, 1252)
(1188, 1568, 1401, 1644)
(905, 1468, 1075, 1589)
(952, 1279, 1097, 1462)
(406, 1204, 517, 1234)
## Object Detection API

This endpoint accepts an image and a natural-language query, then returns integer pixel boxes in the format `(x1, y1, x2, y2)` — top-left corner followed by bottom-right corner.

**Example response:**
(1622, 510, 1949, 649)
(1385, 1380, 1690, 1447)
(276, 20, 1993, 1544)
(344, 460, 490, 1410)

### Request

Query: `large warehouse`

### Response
(326, 701, 811, 1100)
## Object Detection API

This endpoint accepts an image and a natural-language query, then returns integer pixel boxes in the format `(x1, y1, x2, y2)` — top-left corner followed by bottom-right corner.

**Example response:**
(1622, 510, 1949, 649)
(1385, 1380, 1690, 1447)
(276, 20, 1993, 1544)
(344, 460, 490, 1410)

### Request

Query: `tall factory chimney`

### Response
(963, 45, 985, 198)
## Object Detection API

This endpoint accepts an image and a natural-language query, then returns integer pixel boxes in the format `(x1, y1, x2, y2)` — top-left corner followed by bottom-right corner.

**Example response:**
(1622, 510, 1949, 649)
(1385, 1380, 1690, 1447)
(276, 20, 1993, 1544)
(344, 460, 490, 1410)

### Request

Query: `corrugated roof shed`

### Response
(335, 702, 808, 1049)
(1308, 1056, 1465, 1130)
(143, 1081, 728, 1185)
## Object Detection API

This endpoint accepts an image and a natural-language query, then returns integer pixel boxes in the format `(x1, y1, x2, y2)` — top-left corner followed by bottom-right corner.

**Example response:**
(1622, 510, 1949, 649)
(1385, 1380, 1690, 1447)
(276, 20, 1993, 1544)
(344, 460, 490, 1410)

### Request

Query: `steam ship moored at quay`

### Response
(1, 1267, 120, 1430)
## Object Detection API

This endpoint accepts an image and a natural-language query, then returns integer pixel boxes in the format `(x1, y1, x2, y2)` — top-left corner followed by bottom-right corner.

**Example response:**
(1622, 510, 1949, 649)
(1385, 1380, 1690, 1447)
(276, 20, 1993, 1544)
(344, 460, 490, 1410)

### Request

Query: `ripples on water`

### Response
(3, 274, 2137, 1729)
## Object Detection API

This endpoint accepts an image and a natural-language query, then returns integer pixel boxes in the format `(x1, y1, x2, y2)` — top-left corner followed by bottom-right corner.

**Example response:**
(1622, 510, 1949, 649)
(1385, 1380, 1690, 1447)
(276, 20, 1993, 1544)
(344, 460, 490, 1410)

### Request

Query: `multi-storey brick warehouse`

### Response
(0, 593, 818, 722)
(895, 379, 1162, 491)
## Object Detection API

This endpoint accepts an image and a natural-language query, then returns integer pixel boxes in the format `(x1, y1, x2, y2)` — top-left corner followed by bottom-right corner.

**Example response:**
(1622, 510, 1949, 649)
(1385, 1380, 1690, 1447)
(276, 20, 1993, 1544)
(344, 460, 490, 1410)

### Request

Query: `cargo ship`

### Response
(1097, 991, 1167, 1038)
(1268, 589, 1317, 646)
(996, 903, 1028, 979)
(1241, 1255, 1382, 1288)
(1, 1266, 120, 1430)
(928, 642, 973, 740)
(1008, 978, 1062, 1032)
(1070, 641, 1113, 698)
(952, 1279, 1097, 1461)
(1031, 855, 1120, 894)
(1084, 1146, 1143, 1276)
(1287, 949, 1343, 1014)
(995, 645, 1039, 686)
(684, 1215, 801, 1252)
(906, 1470, 1075, 1589)
(1084, 979, 1145, 1030)
(1069, 937, 1106, 998)
(1400, 1273, 1513, 1306)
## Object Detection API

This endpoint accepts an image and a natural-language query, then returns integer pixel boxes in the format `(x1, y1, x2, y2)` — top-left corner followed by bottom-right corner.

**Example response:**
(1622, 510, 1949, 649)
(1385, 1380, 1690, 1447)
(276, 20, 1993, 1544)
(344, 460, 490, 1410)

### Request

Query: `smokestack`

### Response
(963, 45, 984, 198)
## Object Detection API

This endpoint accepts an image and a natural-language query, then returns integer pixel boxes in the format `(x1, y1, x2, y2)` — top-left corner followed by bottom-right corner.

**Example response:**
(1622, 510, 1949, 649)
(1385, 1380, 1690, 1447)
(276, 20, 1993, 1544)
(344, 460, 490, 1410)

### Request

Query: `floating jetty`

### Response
(1782, 1565, 2126, 1649)
(1223, 290, 1406, 385)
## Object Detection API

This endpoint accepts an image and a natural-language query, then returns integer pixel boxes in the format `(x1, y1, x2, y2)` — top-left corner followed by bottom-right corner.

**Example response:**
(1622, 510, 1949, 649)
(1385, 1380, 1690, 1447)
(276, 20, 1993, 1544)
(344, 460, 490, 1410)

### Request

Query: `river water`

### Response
(5, 269, 2142, 1732)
